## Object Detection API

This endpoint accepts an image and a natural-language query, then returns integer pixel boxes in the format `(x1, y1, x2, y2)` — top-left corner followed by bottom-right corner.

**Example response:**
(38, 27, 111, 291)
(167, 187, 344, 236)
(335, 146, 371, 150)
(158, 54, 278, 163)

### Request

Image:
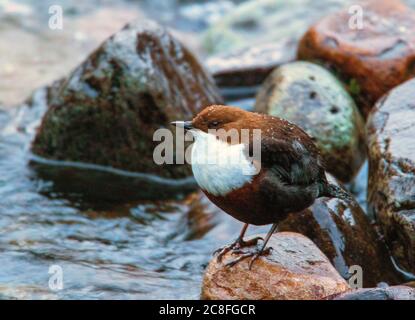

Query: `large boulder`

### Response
(278, 188, 403, 287)
(328, 286, 415, 300)
(31, 20, 223, 179)
(255, 61, 365, 182)
(367, 78, 415, 275)
(201, 232, 350, 300)
(298, 0, 415, 117)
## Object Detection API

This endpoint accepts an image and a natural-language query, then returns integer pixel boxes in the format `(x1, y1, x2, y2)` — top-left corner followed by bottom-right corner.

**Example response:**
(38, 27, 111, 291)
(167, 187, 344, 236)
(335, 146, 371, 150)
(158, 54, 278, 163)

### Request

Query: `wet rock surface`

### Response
(207, 40, 297, 98)
(367, 78, 415, 275)
(278, 185, 403, 287)
(298, 0, 415, 117)
(255, 61, 366, 182)
(4, 0, 415, 301)
(31, 20, 223, 179)
(328, 285, 415, 300)
(202, 232, 350, 300)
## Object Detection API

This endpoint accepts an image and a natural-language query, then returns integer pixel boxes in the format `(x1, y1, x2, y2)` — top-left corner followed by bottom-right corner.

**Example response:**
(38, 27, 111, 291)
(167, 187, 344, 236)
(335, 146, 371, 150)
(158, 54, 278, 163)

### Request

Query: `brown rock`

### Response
(298, 0, 415, 117)
(367, 78, 415, 275)
(31, 20, 223, 180)
(328, 285, 415, 300)
(278, 191, 403, 287)
(201, 232, 350, 300)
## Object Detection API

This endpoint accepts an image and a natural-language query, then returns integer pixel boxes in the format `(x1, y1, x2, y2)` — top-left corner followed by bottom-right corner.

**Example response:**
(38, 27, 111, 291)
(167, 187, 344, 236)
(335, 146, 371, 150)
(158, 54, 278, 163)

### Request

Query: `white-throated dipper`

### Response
(172, 105, 351, 269)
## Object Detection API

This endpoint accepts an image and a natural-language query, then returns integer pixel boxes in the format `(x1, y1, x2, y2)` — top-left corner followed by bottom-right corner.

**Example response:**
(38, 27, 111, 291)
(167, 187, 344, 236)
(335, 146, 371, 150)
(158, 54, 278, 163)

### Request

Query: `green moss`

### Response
(348, 79, 361, 95)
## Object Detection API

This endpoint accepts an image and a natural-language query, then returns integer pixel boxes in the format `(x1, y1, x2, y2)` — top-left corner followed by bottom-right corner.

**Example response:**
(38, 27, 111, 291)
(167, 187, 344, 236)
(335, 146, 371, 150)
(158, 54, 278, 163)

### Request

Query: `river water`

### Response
(1, 0, 414, 300)
(0, 87, 269, 299)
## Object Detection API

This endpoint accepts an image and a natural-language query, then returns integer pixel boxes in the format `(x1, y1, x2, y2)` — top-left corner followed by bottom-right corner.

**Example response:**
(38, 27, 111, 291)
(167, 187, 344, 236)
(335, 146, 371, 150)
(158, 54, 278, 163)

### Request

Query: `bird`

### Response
(171, 105, 351, 269)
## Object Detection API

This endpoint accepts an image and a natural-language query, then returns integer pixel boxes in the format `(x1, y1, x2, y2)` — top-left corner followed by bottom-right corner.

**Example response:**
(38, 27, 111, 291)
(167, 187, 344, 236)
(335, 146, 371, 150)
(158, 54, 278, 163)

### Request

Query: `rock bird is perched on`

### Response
(172, 105, 350, 269)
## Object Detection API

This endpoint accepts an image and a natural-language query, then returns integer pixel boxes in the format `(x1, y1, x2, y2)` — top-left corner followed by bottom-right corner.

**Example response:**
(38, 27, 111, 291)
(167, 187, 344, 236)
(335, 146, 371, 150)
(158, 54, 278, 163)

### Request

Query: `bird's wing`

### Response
(257, 135, 324, 186)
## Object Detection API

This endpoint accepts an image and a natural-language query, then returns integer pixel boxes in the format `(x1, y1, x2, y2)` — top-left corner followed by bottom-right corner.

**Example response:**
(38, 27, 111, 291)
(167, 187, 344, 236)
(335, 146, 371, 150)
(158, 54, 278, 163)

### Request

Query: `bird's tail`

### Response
(319, 183, 353, 202)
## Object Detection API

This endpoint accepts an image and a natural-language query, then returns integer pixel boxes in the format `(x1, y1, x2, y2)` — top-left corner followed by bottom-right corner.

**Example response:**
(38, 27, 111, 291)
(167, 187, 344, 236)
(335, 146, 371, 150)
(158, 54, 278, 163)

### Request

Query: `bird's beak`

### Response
(170, 121, 193, 130)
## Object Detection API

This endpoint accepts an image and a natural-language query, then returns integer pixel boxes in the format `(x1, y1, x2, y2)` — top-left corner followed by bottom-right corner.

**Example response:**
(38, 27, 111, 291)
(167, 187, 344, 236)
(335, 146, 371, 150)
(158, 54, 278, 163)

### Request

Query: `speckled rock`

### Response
(201, 232, 350, 300)
(255, 61, 366, 182)
(278, 175, 403, 287)
(328, 286, 415, 300)
(31, 20, 223, 179)
(202, 0, 346, 56)
(298, 0, 415, 117)
(367, 78, 415, 275)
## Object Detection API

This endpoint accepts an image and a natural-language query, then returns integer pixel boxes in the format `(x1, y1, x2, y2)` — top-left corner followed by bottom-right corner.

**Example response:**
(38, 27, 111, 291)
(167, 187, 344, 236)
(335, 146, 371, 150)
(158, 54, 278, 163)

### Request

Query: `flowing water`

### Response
(0, 0, 262, 299)
(3, 0, 415, 300)
(0, 88, 268, 299)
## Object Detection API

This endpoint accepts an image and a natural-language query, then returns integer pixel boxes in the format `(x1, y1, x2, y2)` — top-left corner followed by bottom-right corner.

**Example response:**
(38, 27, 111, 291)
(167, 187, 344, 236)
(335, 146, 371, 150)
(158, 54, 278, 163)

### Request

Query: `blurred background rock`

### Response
(1, 0, 414, 108)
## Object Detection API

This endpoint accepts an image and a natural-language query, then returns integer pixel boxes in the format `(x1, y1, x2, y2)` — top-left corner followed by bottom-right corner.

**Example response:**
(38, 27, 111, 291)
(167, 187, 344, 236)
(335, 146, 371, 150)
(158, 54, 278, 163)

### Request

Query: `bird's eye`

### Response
(209, 121, 220, 128)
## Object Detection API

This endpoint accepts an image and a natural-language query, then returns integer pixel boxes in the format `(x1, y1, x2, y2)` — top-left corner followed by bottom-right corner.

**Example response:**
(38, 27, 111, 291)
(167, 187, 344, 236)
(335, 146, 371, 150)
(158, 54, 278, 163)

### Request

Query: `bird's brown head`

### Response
(171, 105, 258, 140)
(191, 105, 251, 133)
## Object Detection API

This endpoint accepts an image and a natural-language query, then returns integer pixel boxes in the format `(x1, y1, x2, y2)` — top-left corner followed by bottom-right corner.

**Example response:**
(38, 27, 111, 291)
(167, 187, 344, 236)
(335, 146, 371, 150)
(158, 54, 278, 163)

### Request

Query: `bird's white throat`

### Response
(190, 130, 257, 196)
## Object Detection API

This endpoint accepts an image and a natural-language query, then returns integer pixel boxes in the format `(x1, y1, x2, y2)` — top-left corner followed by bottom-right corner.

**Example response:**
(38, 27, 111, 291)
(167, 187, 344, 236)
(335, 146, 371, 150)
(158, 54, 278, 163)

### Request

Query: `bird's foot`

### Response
(225, 246, 273, 270)
(213, 236, 263, 263)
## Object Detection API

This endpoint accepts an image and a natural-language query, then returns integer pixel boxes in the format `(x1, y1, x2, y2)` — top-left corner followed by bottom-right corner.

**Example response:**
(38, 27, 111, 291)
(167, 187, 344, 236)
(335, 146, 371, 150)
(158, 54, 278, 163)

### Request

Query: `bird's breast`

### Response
(190, 130, 257, 197)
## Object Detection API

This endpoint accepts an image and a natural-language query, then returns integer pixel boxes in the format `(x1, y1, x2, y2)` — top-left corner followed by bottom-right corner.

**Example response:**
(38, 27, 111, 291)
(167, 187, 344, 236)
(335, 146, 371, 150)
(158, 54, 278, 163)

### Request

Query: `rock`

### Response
(31, 20, 223, 179)
(15, 84, 198, 202)
(328, 286, 415, 300)
(298, 0, 415, 117)
(367, 78, 415, 275)
(255, 61, 366, 182)
(23, 86, 198, 202)
(201, 232, 350, 300)
(202, 0, 346, 56)
(278, 177, 404, 287)
(30, 158, 197, 202)
(206, 40, 296, 99)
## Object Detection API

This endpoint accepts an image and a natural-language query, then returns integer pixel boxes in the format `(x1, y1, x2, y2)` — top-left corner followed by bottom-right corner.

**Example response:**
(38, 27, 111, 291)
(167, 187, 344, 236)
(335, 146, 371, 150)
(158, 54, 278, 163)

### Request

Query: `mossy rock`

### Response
(255, 61, 365, 182)
(32, 20, 223, 180)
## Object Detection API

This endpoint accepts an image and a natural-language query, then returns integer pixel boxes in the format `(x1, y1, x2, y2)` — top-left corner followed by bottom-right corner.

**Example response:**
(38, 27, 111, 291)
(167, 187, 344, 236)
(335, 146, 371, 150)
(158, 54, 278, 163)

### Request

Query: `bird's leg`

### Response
(225, 223, 278, 270)
(214, 224, 263, 262)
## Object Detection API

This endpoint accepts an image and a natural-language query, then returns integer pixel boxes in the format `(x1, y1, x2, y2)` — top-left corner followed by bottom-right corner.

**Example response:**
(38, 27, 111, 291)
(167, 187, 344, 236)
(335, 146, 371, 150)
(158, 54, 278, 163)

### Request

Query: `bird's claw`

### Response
(225, 246, 273, 270)
(213, 236, 264, 262)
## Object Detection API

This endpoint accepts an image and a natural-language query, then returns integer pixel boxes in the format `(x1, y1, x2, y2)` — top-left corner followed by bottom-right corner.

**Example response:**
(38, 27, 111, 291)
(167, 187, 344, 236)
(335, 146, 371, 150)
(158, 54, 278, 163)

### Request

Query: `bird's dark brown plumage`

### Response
(173, 105, 351, 268)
